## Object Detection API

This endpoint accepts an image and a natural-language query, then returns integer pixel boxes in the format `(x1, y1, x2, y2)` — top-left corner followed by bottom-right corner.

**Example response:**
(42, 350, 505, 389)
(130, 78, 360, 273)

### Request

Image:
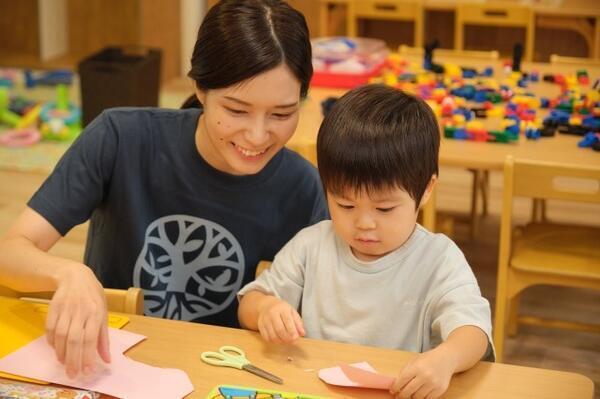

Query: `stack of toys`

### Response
(0, 69, 81, 148)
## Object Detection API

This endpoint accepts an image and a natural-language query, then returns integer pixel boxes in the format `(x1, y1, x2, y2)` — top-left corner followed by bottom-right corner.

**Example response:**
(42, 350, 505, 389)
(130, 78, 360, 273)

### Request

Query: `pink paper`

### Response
(0, 328, 194, 399)
(319, 361, 394, 390)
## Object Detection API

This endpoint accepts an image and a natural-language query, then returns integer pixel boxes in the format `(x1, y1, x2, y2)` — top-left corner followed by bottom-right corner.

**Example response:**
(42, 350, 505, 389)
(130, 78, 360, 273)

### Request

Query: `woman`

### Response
(0, 0, 326, 378)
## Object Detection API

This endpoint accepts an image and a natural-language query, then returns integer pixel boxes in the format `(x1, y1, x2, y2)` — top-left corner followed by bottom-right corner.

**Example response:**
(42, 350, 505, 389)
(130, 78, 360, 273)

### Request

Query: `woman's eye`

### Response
(272, 113, 292, 119)
(226, 107, 246, 115)
(376, 207, 395, 213)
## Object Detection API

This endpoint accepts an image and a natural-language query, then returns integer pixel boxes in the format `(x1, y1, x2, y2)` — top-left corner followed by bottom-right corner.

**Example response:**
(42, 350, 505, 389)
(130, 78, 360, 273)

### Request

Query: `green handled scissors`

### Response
(201, 345, 283, 385)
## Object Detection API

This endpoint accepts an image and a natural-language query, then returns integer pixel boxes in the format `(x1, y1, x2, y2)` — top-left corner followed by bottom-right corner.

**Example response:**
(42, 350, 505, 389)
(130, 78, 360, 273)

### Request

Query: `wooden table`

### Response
(289, 58, 600, 231)
(117, 313, 595, 399)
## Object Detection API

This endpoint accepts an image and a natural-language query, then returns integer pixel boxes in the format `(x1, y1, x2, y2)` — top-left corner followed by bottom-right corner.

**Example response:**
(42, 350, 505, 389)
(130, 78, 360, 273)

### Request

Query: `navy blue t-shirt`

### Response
(28, 107, 328, 327)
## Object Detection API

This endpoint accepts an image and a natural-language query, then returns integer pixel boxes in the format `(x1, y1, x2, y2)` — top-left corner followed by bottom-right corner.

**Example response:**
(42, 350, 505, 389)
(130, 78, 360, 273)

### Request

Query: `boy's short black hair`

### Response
(317, 84, 440, 208)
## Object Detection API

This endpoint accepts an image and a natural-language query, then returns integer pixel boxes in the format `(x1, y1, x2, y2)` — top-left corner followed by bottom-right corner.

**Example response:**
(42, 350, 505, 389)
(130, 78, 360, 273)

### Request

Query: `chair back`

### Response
(399, 45, 499, 60)
(0, 285, 144, 315)
(550, 54, 600, 67)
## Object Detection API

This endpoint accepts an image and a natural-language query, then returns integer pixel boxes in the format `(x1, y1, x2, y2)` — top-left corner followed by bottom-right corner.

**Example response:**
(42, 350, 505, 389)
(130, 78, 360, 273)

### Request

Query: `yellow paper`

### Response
(0, 296, 129, 383)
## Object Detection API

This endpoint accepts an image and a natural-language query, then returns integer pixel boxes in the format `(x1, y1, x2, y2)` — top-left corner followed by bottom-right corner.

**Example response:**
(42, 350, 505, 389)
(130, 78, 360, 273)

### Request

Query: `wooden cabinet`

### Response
(0, 0, 181, 82)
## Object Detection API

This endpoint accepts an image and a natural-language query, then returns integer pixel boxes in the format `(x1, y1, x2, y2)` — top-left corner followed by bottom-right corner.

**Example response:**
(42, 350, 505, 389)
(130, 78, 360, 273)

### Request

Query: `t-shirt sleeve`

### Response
(27, 111, 118, 236)
(237, 228, 310, 310)
(429, 242, 495, 361)
(430, 283, 495, 361)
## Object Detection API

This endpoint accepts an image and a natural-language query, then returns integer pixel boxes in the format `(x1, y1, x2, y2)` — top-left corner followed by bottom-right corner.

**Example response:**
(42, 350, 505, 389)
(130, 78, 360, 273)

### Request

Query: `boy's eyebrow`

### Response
(223, 96, 298, 109)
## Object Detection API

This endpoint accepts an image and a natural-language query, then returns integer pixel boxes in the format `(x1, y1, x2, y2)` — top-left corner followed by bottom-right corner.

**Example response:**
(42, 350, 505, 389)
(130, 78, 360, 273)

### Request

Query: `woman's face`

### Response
(195, 64, 302, 175)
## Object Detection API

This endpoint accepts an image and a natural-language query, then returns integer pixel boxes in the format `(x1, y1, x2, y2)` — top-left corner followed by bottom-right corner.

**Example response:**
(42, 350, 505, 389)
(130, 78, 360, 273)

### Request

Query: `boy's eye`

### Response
(337, 203, 354, 210)
(376, 207, 396, 213)
(225, 107, 246, 115)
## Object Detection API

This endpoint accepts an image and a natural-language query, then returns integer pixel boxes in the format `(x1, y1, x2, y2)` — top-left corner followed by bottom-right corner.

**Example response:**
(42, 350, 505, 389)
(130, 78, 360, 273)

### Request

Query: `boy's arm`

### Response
(238, 290, 279, 330)
(390, 325, 487, 399)
(434, 325, 488, 372)
(237, 227, 314, 343)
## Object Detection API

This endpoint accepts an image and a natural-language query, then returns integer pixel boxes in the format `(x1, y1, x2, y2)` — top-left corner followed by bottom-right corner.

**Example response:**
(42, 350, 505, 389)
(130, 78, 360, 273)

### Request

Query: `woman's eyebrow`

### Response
(223, 96, 298, 109)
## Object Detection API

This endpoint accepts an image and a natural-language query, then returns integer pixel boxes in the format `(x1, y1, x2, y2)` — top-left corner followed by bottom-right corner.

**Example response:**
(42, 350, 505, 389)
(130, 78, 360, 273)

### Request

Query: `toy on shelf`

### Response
(0, 69, 19, 88)
(0, 128, 41, 147)
(311, 37, 389, 88)
(24, 69, 73, 88)
(0, 87, 22, 127)
(39, 84, 81, 141)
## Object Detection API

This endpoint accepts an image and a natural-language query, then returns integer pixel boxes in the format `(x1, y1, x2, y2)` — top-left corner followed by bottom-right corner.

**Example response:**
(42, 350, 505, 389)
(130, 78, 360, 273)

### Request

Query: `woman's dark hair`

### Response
(181, 0, 312, 109)
(317, 84, 440, 209)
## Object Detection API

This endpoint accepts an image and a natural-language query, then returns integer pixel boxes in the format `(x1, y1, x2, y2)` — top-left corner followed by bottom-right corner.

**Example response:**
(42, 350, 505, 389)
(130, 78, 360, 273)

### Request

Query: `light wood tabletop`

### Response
(118, 313, 595, 399)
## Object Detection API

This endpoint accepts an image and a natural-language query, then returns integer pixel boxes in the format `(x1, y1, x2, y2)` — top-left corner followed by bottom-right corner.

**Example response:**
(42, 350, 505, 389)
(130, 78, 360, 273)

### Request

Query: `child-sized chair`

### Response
(493, 156, 600, 362)
(0, 285, 144, 315)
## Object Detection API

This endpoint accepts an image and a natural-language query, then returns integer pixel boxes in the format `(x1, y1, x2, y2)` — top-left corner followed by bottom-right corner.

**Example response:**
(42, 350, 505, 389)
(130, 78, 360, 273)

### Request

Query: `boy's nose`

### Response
(355, 213, 376, 230)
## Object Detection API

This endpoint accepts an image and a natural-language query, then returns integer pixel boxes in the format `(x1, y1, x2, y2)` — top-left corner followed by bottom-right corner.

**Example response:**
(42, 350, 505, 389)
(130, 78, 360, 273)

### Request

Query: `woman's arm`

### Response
(0, 207, 110, 378)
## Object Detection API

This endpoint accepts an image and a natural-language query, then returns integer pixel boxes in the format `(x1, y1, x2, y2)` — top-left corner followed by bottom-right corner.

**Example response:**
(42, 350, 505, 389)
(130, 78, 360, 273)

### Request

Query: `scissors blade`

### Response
(243, 364, 284, 385)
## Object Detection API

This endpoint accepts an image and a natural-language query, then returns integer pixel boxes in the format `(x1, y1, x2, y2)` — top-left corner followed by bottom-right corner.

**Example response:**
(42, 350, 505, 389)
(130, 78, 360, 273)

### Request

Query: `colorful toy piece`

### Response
(39, 84, 81, 141)
(0, 87, 22, 127)
(24, 69, 73, 88)
(0, 128, 41, 147)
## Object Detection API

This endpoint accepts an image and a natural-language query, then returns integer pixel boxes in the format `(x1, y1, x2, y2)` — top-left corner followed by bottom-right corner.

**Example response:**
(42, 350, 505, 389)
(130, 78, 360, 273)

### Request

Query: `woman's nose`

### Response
(245, 118, 269, 146)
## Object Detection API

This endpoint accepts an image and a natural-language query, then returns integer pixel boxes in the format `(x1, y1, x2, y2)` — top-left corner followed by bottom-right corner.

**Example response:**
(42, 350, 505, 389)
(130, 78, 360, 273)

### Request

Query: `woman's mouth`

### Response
(233, 143, 269, 158)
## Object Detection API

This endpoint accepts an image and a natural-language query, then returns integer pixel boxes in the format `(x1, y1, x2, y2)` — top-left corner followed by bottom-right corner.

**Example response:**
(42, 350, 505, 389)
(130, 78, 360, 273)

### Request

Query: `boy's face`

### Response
(327, 180, 435, 262)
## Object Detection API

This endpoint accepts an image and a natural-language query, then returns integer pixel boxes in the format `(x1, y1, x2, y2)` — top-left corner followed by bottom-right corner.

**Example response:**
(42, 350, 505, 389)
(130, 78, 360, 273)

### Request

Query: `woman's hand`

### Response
(257, 296, 305, 344)
(46, 264, 111, 378)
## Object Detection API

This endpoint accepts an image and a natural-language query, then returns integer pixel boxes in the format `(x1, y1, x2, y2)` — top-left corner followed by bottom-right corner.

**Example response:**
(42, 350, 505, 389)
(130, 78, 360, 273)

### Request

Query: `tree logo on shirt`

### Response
(133, 215, 245, 321)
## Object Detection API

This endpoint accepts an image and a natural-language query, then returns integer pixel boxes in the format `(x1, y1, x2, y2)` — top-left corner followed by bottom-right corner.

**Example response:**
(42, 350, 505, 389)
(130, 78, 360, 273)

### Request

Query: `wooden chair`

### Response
(398, 45, 500, 60)
(550, 54, 600, 67)
(347, 0, 424, 48)
(493, 156, 600, 362)
(256, 260, 272, 278)
(0, 285, 144, 315)
(455, 2, 534, 61)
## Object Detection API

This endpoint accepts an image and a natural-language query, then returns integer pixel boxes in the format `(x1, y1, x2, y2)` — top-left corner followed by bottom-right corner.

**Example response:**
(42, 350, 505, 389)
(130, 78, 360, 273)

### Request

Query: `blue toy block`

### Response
(483, 67, 494, 77)
(24, 70, 73, 88)
(474, 90, 488, 103)
(578, 132, 599, 147)
(454, 128, 468, 139)
(517, 78, 528, 88)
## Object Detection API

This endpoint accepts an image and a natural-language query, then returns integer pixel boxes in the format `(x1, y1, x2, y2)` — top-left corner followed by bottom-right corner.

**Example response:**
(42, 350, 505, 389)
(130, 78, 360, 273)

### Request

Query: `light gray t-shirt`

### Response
(238, 220, 494, 360)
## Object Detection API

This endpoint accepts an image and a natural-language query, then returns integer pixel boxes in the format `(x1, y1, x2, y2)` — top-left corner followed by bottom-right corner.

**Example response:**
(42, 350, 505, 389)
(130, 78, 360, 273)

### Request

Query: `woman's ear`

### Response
(195, 88, 206, 105)
(419, 175, 438, 209)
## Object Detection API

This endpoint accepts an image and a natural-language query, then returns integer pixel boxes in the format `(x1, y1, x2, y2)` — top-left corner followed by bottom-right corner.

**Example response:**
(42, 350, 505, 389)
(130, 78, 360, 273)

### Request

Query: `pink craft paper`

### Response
(0, 328, 194, 399)
(318, 361, 395, 390)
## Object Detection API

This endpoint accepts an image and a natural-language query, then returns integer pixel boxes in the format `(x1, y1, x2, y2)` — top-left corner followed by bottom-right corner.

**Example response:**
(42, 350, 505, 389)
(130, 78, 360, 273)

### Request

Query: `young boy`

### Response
(238, 84, 494, 399)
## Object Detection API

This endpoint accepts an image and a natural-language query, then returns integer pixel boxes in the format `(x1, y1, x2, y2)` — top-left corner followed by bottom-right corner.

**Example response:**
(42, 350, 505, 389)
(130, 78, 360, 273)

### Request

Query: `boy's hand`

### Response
(257, 297, 305, 344)
(390, 345, 457, 399)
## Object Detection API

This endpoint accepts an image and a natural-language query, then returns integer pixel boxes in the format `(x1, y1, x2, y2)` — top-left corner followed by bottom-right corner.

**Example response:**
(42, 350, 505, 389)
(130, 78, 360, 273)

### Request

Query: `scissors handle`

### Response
(200, 345, 248, 369)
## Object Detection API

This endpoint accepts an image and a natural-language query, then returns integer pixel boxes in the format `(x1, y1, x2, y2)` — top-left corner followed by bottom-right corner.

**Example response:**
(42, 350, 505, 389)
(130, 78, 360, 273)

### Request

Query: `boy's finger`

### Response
(292, 310, 305, 336)
(272, 315, 292, 342)
(281, 311, 299, 339)
(399, 376, 424, 399)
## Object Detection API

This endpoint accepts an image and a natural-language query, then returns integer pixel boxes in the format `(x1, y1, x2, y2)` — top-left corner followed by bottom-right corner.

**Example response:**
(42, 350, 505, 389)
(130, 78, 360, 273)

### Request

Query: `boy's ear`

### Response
(419, 175, 438, 208)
